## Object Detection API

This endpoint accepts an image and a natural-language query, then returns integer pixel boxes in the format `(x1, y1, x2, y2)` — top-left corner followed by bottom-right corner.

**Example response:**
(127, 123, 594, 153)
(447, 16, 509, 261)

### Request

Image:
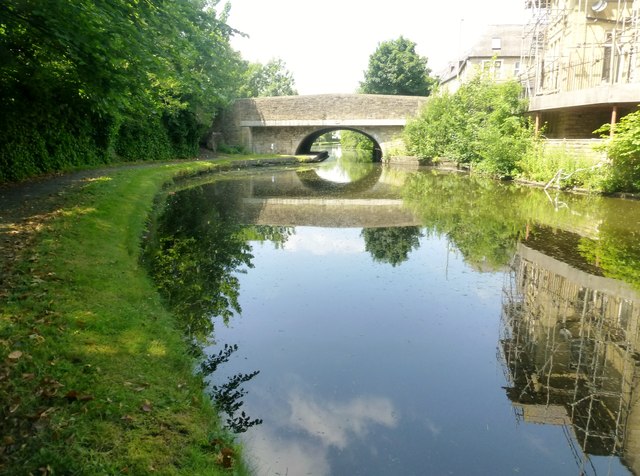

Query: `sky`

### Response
(225, 0, 527, 95)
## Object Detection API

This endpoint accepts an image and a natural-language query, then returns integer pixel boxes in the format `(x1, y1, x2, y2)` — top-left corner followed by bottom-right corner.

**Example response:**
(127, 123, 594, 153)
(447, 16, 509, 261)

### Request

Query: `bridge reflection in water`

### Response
(236, 163, 421, 228)
(500, 227, 640, 474)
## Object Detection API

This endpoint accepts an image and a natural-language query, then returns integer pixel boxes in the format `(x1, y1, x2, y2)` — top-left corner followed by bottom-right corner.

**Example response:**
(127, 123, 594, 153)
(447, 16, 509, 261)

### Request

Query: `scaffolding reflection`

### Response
(500, 238, 640, 474)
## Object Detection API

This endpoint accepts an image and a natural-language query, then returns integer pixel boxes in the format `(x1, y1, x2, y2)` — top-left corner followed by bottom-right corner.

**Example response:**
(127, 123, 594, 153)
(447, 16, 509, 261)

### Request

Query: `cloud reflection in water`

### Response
(283, 229, 365, 255)
(243, 390, 398, 475)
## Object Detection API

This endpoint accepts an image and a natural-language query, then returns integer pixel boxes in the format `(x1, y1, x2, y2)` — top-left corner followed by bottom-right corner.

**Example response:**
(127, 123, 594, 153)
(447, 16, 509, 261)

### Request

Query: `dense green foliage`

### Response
(595, 109, 640, 193)
(405, 77, 534, 178)
(516, 140, 607, 191)
(359, 37, 435, 96)
(340, 130, 374, 153)
(0, 0, 242, 182)
(237, 58, 297, 97)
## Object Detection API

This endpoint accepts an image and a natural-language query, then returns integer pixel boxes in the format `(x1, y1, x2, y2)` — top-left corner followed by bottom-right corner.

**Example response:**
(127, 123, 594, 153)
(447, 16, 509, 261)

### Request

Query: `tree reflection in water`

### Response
(403, 171, 529, 270)
(361, 226, 423, 267)
(145, 184, 288, 432)
(146, 186, 254, 341)
(403, 170, 640, 286)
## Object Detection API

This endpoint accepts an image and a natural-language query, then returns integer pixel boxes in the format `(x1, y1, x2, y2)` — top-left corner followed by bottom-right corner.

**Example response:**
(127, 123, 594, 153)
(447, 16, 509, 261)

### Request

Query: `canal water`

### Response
(146, 155, 640, 475)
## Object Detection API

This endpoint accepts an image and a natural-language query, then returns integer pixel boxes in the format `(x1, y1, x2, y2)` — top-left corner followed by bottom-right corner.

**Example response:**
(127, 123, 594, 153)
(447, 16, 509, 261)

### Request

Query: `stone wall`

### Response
(543, 138, 607, 163)
(536, 106, 639, 139)
(247, 125, 405, 156)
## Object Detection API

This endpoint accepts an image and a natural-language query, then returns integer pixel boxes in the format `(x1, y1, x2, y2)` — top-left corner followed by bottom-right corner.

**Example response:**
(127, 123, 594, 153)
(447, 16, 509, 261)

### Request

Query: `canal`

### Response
(146, 155, 640, 475)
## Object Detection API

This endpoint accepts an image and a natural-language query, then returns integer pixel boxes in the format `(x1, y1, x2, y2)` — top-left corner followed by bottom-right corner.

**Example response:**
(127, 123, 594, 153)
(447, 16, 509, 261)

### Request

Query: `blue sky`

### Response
(227, 0, 526, 94)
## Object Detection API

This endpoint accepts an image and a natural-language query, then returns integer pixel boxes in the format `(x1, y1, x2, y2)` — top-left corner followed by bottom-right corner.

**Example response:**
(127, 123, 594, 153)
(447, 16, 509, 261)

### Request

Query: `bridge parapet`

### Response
(232, 94, 426, 121)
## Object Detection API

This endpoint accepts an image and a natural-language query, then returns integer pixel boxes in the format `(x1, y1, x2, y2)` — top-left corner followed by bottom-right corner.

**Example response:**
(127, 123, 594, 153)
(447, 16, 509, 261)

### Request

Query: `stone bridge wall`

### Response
(218, 94, 428, 157)
(226, 94, 427, 122)
(247, 125, 406, 156)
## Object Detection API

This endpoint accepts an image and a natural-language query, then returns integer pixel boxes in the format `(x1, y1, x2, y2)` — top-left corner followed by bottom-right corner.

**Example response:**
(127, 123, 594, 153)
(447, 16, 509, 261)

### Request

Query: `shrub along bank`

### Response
(0, 159, 258, 475)
(404, 76, 640, 194)
(404, 77, 533, 179)
(595, 108, 640, 193)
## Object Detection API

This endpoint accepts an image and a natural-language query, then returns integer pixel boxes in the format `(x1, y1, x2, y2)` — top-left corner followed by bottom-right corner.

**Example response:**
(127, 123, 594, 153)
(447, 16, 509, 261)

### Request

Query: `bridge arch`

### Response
(219, 94, 428, 160)
(295, 127, 383, 161)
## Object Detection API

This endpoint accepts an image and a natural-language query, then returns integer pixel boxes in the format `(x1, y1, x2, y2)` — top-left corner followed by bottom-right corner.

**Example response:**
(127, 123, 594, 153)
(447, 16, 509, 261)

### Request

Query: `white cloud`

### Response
(424, 416, 442, 437)
(245, 426, 331, 476)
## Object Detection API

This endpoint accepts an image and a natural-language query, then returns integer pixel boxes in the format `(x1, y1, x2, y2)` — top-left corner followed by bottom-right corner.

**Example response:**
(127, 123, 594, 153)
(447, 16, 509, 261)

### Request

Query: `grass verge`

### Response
(0, 158, 271, 475)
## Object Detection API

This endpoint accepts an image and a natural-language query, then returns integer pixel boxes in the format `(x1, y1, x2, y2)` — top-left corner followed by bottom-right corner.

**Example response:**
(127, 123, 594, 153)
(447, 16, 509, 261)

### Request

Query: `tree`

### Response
(359, 37, 435, 96)
(0, 0, 243, 182)
(238, 58, 297, 97)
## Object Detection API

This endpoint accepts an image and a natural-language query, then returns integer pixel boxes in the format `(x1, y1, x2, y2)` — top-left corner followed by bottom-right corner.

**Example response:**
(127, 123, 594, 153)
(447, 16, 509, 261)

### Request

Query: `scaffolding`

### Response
(520, 0, 554, 97)
(520, 0, 640, 97)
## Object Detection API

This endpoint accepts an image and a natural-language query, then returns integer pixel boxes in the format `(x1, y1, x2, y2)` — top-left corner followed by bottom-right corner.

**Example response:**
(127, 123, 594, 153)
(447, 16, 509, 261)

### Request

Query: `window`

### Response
(492, 37, 502, 50)
(481, 60, 503, 79)
(494, 60, 502, 78)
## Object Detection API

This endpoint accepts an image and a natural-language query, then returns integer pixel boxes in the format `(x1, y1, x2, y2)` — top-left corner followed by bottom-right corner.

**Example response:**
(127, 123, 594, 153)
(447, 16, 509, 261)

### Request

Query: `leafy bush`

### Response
(0, 111, 106, 182)
(595, 109, 640, 193)
(340, 130, 374, 153)
(217, 144, 248, 155)
(403, 93, 454, 161)
(405, 77, 534, 178)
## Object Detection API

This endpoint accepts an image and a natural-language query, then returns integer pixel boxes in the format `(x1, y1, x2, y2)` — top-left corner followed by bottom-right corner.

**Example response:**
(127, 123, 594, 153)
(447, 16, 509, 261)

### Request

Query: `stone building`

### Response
(521, 0, 640, 139)
(439, 24, 526, 94)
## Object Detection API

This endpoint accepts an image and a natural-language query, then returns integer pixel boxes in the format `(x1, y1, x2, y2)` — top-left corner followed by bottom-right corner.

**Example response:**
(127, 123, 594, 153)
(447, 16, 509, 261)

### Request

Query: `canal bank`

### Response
(0, 154, 310, 475)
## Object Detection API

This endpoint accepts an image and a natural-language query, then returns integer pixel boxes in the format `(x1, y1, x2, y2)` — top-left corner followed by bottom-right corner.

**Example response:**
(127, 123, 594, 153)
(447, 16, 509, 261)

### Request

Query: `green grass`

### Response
(0, 159, 271, 475)
(516, 143, 607, 191)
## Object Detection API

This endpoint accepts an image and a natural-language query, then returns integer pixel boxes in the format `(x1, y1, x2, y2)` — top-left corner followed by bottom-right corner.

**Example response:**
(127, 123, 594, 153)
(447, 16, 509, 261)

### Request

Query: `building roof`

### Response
(439, 24, 525, 84)
(466, 24, 524, 58)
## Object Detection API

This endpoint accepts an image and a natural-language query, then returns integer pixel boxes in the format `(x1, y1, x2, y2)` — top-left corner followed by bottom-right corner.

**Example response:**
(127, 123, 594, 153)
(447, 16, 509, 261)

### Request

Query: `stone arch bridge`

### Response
(219, 94, 428, 160)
